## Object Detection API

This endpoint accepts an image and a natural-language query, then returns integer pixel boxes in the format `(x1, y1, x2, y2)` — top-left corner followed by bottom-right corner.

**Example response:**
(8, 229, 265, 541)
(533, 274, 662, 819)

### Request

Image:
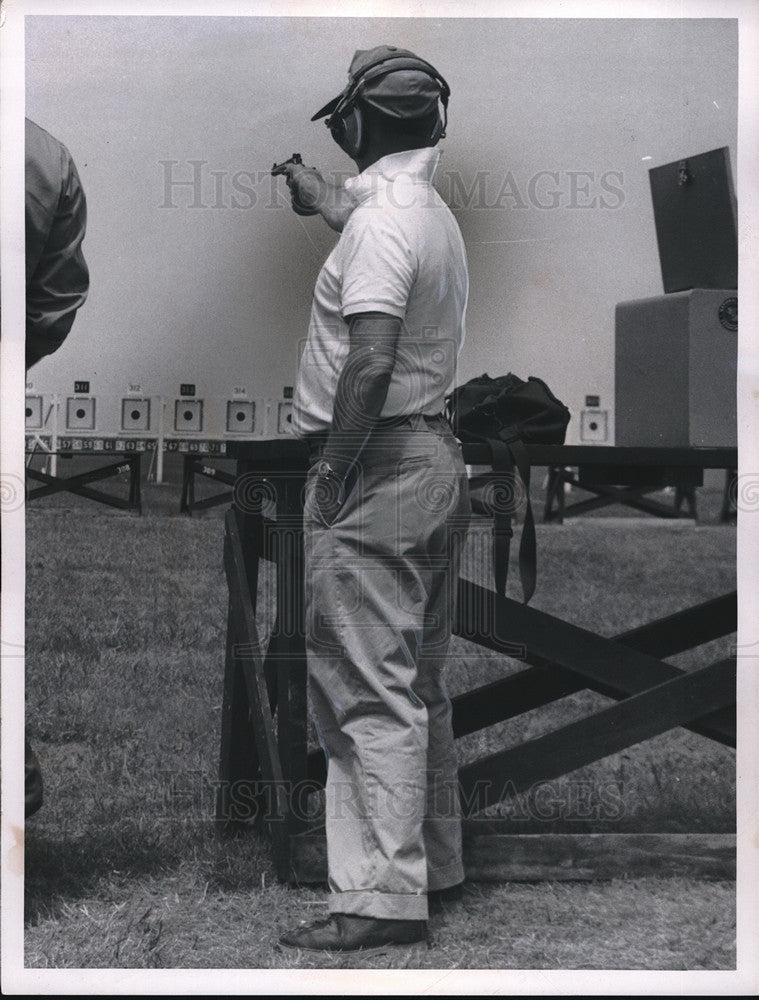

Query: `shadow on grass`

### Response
(25, 825, 184, 925)
(24, 816, 279, 927)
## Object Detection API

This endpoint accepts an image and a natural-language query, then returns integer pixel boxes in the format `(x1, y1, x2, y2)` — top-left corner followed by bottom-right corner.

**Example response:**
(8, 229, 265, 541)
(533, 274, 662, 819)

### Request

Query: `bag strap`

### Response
(489, 439, 514, 597)
(509, 437, 537, 604)
(486, 436, 536, 604)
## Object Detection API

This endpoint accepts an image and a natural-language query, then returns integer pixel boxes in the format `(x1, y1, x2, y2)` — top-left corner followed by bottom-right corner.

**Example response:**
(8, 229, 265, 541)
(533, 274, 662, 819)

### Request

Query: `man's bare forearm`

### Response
(323, 367, 392, 484)
(296, 173, 356, 232)
(278, 162, 358, 232)
(320, 313, 401, 491)
(316, 183, 358, 232)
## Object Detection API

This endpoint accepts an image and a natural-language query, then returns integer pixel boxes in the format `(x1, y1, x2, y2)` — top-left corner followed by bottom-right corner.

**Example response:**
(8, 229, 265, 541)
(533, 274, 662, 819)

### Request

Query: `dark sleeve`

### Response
(25, 135, 90, 370)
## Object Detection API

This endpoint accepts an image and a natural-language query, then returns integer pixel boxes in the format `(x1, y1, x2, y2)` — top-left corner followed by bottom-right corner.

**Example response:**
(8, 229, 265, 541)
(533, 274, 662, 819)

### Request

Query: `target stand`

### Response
(541, 446, 736, 523)
(180, 456, 236, 515)
(26, 446, 145, 513)
(216, 440, 736, 884)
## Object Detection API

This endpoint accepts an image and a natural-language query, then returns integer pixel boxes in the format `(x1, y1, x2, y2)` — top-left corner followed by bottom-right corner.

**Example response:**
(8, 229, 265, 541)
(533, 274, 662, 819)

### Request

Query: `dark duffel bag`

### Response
(446, 373, 571, 602)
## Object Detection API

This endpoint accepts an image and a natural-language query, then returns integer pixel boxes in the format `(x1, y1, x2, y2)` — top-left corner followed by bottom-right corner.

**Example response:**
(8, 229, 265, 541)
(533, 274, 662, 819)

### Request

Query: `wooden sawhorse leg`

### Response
(720, 469, 737, 522)
(217, 466, 309, 881)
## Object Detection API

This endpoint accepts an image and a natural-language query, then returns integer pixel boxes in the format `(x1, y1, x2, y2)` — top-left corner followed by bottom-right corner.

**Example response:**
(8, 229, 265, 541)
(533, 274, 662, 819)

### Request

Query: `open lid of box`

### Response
(649, 146, 737, 293)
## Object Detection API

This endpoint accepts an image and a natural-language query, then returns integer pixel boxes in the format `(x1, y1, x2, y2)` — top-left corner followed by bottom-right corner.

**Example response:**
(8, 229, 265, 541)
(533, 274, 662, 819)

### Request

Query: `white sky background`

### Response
(2, 0, 758, 995)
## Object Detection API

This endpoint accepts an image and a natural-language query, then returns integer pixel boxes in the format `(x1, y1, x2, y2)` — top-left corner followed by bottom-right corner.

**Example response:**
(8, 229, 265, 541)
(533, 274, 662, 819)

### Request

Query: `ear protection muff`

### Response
(429, 109, 444, 144)
(328, 94, 444, 159)
(328, 104, 365, 159)
(324, 53, 450, 157)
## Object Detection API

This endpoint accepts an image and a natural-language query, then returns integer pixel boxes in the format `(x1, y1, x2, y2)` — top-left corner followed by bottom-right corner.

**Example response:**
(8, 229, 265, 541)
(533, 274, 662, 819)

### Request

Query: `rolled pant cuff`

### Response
(427, 859, 465, 893)
(329, 891, 429, 921)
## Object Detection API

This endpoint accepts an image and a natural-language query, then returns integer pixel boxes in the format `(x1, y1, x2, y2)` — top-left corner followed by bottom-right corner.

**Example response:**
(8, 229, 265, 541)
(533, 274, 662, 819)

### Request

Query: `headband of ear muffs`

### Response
(321, 54, 450, 160)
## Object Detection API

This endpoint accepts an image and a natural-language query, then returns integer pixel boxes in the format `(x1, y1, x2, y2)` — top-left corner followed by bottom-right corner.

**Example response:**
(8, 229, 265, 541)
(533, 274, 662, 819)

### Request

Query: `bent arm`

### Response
(282, 163, 358, 232)
(316, 183, 359, 233)
(318, 312, 401, 506)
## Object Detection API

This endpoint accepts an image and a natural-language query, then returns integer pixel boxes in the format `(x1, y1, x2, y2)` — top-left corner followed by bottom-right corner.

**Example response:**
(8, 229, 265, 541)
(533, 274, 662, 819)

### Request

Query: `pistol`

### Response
(271, 153, 319, 215)
(271, 152, 304, 176)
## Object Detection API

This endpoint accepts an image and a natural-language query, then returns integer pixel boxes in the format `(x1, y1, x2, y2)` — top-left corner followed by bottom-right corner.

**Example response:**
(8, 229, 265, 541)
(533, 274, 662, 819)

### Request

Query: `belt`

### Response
(304, 413, 449, 460)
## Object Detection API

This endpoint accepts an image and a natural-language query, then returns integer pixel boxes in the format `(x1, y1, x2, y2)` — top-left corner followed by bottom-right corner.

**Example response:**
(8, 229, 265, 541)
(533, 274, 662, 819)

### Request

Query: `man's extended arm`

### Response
(314, 312, 401, 525)
(281, 162, 358, 233)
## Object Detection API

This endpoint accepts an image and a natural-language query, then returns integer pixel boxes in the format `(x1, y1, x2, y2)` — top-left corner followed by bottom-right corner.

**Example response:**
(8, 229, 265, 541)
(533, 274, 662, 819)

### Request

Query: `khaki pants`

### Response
(304, 415, 471, 920)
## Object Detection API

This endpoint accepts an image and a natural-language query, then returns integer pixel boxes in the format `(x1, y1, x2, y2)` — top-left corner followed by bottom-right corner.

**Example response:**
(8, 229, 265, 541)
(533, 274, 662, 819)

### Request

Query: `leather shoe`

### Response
(279, 913, 427, 952)
(428, 882, 464, 915)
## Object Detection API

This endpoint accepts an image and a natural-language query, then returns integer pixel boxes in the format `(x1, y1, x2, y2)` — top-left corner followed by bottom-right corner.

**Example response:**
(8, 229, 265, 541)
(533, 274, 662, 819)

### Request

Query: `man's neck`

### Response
(355, 139, 433, 174)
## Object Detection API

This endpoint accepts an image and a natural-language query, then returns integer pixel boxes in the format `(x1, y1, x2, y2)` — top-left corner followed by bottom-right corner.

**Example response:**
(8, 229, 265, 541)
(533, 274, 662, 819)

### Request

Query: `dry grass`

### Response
(25, 871, 735, 971)
(22, 478, 736, 969)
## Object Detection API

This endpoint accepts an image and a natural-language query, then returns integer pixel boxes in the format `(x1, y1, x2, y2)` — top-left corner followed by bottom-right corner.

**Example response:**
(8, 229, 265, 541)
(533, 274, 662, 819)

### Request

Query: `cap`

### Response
(311, 45, 448, 122)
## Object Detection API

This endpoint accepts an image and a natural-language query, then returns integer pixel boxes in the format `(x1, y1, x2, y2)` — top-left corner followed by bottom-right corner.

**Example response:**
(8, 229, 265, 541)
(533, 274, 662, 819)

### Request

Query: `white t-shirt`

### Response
(291, 147, 469, 437)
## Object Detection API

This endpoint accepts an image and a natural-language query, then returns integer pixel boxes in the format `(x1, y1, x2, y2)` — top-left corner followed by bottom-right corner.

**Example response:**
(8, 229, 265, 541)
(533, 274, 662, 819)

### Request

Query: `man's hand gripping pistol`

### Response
(271, 153, 357, 232)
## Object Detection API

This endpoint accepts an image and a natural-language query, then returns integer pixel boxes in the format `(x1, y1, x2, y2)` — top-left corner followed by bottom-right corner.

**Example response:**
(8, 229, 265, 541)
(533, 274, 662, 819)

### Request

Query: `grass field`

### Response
(22, 476, 737, 970)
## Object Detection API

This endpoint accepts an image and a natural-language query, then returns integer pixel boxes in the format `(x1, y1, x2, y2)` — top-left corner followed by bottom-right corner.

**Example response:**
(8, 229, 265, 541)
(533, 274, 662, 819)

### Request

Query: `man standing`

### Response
(277, 46, 470, 953)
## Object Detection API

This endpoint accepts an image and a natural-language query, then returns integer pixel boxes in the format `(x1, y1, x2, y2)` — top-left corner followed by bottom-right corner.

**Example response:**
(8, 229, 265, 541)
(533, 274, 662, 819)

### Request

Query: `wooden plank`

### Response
(226, 441, 737, 472)
(274, 475, 310, 854)
(542, 466, 564, 523)
(287, 829, 735, 884)
(461, 832, 735, 881)
(458, 658, 735, 812)
(618, 592, 737, 657)
(454, 580, 680, 693)
(180, 456, 192, 512)
(576, 466, 702, 487)
(721, 469, 738, 522)
(235, 506, 265, 617)
(186, 490, 234, 513)
(452, 593, 737, 745)
(307, 749, 327, 787)
(128, 455, 142, 513)
(260, 622, 280, 712)
(224, 512, 287, 823)
(451, 591, 736, 738)
(27, 483, 136, 510)
(225, 520, 276, 771)
(463, 443, 739, 469)
(450, 669, 578, 737)
(558, 488, 688, 520)
(621, 597, 736, 741)
(216, 595, 262, 826)
(228, 439, 310, 464)
(455, 581, 735, 745)
(195, 464, 236, 486)
(232, 516, 279, 564)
